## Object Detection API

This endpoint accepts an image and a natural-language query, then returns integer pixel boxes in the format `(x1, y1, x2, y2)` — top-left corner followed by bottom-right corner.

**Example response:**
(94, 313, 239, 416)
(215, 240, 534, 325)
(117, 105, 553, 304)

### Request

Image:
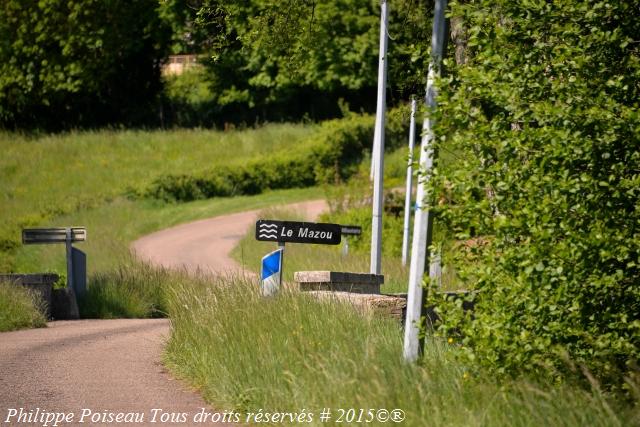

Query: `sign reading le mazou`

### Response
(256, 220, 341, 245)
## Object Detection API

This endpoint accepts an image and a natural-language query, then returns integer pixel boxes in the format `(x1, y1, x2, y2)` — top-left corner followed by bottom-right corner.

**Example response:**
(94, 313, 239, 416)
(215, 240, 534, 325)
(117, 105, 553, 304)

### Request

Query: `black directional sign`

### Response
(256, 220, 341, 245)
(340, 225, 362, 236)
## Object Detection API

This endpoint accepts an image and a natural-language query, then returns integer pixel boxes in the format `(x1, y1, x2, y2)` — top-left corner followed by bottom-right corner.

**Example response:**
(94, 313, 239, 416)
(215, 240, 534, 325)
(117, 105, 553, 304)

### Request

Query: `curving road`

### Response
(0, 199, 326, 426)
(131, 200, 327, 275)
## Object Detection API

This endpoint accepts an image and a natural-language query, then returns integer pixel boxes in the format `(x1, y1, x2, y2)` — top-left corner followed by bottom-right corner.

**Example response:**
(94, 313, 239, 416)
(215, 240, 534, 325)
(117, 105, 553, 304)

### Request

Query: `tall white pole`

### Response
(370, 0, 389, 275)
(403, 0, 447, 362)
(402, 98, 417, 266)
(370, 126, 379, 180)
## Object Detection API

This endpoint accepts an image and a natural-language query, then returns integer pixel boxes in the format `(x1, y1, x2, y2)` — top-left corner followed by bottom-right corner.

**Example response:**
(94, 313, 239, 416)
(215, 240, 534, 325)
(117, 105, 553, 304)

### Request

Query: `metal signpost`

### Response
(340, 225, 362, 236)
(22, 227, 86, 244)
(255, 220, 343, 296)
(403, 0, 448, 363)
(340, 225, 362, 256)
(22, 227, 87, 296)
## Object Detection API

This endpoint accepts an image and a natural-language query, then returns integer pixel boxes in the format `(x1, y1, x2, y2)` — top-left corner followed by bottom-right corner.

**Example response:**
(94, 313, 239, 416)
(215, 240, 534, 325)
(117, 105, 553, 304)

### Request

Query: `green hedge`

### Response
(146, 108, 409, 202)
(149, 155, 317, 201)
(428, 0, 640, 393)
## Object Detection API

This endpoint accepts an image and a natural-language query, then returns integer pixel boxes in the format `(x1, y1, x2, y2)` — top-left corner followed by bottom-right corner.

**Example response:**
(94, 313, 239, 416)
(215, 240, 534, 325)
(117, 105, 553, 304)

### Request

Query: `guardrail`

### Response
(22, 227, 87, 298)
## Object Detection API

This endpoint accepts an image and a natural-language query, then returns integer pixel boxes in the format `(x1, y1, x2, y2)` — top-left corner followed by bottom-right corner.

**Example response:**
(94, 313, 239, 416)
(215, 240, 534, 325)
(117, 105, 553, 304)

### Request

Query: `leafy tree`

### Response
(191, 0, 433, 121)
(158, 0, 218, 54)
(431, 0, 640, 391)
(0, 0, 171, 129)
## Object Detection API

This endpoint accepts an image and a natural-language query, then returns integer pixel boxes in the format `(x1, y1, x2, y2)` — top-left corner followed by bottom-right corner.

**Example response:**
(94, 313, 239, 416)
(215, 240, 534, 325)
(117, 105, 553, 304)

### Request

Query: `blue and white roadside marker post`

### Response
(261, 247, 283, 297)
(256, 219, 343, 296)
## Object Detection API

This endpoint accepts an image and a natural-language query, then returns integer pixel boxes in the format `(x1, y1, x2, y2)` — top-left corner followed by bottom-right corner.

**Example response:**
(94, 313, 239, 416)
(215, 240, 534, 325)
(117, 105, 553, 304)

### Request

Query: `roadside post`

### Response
(340, 225, 362, 256)
(403, 0, 448, 362)
(402, 98, 417, 266)
(370, 0, 389, 183)
(261, 248, 283, 297)
(22, 227, 87, 297)
(255, 220, 342, 295)
(370, 0, 389, 277)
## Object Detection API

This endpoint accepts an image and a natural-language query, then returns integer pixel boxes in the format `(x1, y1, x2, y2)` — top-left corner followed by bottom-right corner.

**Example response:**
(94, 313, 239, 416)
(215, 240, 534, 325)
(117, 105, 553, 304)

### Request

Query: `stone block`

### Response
(51, 287, 79, 320)
(294, 271, 384, 294)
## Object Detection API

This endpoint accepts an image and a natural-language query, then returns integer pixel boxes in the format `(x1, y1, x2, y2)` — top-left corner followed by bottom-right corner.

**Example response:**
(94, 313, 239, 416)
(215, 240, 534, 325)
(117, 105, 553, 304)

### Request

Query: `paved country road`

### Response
(0, 200, 326, 426)
(0, 319, 219, 426)
(131, 200, 327, 275)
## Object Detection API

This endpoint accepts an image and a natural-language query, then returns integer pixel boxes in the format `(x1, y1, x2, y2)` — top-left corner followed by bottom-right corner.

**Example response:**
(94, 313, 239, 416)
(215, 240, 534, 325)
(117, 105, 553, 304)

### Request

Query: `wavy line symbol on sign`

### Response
(258, 223, 278, 239)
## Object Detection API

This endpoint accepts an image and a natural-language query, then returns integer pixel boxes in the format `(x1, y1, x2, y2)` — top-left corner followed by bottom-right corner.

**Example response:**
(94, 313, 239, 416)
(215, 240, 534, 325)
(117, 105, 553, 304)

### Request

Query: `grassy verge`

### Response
(163, 269, 637, 427)
(78, 262, 171, 319)
(62, 258, 636, 426)
(0, 281, 47, 331)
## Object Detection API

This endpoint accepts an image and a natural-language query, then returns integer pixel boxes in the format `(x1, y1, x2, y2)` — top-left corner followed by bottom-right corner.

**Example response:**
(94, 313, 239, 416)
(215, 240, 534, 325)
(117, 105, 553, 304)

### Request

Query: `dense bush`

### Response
(161, 65, 220, 128)
(323, 204, 405, 258)
(0, 0, 171, 130)
(428, 0, 640, 391)
(148, 155, 317, 202)
(147, 108, 410, 202)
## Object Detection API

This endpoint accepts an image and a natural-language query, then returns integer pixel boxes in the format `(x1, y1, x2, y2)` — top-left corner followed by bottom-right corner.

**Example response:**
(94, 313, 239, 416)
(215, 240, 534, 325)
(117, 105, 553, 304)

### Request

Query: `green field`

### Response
(0, 124, 325, 324)
(1, 124, 316, 272)
(13, 188, 322, 275)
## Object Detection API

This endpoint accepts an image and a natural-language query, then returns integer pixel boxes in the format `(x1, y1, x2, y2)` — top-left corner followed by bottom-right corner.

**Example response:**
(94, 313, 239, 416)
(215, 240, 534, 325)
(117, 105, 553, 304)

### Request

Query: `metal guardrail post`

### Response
(65, 228, 74, 291)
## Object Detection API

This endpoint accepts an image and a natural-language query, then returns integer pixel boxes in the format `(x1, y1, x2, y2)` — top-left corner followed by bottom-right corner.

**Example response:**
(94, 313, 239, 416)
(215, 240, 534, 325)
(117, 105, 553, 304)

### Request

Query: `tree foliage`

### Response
(431, 0, 640, 391)
(188, 0, 432, 121)
(0, 0, 171, 129)
(159, 0, 218, 54)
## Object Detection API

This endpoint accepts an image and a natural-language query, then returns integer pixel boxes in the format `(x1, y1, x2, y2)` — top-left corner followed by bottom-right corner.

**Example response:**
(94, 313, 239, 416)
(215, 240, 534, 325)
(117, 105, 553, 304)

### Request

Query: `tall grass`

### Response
(0, 280, 47, 331)
(78, 261, 171, 319)
(62, 251, 638, 425)
(163, 270, 638, 427)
